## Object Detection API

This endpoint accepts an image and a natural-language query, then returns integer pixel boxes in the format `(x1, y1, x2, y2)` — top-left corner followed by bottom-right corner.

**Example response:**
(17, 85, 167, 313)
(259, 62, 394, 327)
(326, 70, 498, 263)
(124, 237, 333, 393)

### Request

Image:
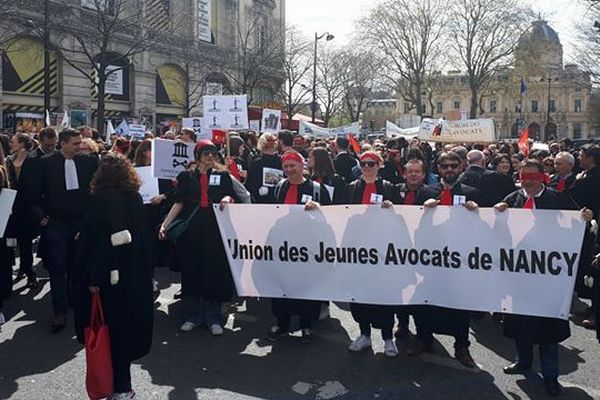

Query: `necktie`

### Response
(404, 190, 416, 205)
(523, 196, 535, 209)
(200, 173, 209, 207)
(556, 178, 566, 192)
(439, 188, 452, 206)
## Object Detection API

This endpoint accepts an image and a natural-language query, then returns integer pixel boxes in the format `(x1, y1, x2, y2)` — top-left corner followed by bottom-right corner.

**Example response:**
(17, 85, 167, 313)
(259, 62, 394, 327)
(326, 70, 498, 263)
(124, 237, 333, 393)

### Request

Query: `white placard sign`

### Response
(215, 205, 586, 320)
(299, 121, 360, 138)
(419, 118, 496, 143)
(128, 124, 146, 140)
(249, 120, 261, 132)
(152, 138, 196, 180)
(261, 109, 282, 133)
(0, 189, 16, 237)
(135, 166, 160, 204)
(203, 95, 249, 132)
(183, 117, 209, 139)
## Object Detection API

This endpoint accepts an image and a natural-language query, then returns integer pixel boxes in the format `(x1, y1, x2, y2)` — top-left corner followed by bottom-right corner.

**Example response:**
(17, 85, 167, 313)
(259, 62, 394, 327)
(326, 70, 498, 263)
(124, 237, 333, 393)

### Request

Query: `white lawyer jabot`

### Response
(64, 159, 79, 190)
(111, 230, 132, 246)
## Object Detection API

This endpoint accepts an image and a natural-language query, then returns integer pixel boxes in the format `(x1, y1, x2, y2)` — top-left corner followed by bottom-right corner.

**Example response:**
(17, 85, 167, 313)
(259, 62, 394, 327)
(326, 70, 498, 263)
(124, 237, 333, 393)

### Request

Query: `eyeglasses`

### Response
(360, 161, 378, 168)
(438, 163, 459, 170)
(201, 150, 218, 157)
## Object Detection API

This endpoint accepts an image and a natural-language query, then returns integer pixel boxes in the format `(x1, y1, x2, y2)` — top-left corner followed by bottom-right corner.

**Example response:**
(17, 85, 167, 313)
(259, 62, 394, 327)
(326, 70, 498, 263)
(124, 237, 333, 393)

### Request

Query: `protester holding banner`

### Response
(31, 129, 99, 331)
(308, 148, 346, 205)
(407, 151, 480, 368)
(495, 158, 593, 396)
(345, 151, 399, 357)
(397, 159, 427, 206)
(266, 150, 331, 343)
(159, 140, 246, 336)
(73, 153, 154, 400)
(244, 133, 282, 204)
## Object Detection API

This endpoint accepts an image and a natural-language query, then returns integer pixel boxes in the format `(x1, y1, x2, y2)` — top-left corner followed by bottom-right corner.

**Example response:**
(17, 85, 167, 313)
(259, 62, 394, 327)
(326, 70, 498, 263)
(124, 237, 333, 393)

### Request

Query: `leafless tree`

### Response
(574, 1, 600, 84)
(220, 13, 285, 104)
(315, 47, 346, 127)
(277, 26, 312, 129)
(448, 0, 533, 118)
(359, 0, 445, 117)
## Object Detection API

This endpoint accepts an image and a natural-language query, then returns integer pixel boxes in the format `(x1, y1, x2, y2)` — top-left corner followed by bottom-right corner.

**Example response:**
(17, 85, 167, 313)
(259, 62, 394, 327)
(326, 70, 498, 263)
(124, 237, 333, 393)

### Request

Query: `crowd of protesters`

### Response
(0, 124, 599, 398)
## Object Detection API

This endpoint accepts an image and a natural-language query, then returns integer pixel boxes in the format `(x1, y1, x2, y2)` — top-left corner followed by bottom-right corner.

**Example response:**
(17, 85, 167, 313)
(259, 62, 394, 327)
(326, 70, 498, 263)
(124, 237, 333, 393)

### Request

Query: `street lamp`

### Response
(311, 32, 334, 123)
(540, 73, 559, 142)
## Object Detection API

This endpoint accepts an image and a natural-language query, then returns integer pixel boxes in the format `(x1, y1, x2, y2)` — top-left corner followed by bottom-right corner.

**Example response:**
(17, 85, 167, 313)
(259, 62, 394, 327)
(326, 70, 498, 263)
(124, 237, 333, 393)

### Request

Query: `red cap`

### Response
(360, 152, 383, 164)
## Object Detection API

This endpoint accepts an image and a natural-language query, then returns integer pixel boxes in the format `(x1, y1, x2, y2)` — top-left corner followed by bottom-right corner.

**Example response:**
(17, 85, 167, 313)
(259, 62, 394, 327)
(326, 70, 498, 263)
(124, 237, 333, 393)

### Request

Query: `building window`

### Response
(531, 100, 538, 113)
(575, 99, 582, 112)
(490, 100, 497, 113)
(549, 100, 556, 112)
(573, 123, 582, 139)
(453, 100, 460, 110)
(436, 101, 443, 114)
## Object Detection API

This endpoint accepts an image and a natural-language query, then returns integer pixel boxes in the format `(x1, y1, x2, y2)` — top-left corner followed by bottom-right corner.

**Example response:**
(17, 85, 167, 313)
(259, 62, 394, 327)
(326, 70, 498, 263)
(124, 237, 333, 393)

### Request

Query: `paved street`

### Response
(1, 265, 599, 400)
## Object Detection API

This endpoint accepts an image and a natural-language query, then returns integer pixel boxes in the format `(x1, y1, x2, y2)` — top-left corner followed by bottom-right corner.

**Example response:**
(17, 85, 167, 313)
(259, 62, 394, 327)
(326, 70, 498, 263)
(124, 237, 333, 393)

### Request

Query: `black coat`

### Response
(548, 173, 576, 193)
(275, 179, 332, 206)
(73, 190, 154, 362)
(334, 152, 359, 183)
(397, 183, 425, 205)
(416, 182, 481, 206)
(501, 187, 572, 344)
(311, 174, 346, 205)
(244, 153, 282, 204)
(570, 166, 600, 219)
(459, 166, 516, 207)
(379, 160, 405, 185)
(346, 178, 400, 204)
(174, 169, 237, 301)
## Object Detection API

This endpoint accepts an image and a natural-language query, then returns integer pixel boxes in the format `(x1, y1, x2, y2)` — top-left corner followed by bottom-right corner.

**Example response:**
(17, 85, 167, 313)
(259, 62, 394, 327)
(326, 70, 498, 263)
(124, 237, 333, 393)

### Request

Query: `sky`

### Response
(286, 0, 590, 61)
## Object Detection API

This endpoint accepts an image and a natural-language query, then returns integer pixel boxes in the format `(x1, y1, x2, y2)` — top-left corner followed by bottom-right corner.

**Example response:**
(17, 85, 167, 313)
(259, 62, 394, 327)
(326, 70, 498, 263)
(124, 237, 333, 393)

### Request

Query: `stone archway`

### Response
(528, 122, 541, 141)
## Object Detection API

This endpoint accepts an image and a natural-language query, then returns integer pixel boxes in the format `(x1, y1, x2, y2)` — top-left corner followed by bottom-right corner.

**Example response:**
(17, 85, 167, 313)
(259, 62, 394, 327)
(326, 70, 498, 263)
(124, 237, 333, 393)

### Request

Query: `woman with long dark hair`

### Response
(74, 153, 154, 400)
(308, 147, 346, 204)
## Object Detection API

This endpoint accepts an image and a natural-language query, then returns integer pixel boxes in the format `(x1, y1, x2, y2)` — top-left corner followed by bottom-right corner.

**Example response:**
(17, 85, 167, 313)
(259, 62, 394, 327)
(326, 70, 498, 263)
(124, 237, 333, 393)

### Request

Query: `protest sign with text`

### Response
(419, 118, 496, 143)
(203, 95, 249, 131)
(135, 166, 159, 204)
(215, 205, 585, 319)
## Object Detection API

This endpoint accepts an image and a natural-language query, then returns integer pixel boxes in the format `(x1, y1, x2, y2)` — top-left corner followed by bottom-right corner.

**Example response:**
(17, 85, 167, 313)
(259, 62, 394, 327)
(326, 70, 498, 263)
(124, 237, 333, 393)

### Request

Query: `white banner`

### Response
(151, 138, 196, 180)
(128, 124, 146, 140)
(0, 189, 16, 237)
(386, 120, 419, 139)
(215, 205, 586, 320)
(261, 109, 282, 133)
(203, 95, 249, 131)
(419, 118, 496, 143)
(197, 0, 212, 43)
(135, 166, 159, 204)
(299, 121, 360, 138)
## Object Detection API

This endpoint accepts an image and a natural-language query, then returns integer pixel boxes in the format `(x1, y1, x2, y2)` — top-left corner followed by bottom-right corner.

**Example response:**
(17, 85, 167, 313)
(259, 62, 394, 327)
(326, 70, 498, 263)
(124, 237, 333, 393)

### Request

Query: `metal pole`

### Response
(43, 0, 51, 117)
(311, 32, 318, 123)
(545, 73, 552, 142)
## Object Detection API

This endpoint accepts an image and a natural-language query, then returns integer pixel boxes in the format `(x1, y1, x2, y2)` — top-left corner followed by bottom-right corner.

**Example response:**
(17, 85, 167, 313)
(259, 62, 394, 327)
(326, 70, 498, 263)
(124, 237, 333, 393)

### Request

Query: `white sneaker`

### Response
(180, 321, 199, 332)
(348, 335, 372, 352)
(384, 339, 398, 357)
(209, 324, 223, 336)
(0, 312, 5, 325)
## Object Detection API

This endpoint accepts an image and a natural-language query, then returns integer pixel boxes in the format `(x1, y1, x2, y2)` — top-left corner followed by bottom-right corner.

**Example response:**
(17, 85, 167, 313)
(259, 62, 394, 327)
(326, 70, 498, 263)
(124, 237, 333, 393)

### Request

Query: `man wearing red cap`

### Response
(267, 150, 331, 343)
(345, 151, 401, 357)
(407, 151, 480, 368)
(495, 158, 593, 396)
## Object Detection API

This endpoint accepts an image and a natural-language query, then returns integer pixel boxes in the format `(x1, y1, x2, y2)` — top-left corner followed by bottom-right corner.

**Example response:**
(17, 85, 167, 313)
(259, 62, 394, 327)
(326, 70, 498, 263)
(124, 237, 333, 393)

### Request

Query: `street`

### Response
(1, 265, 599, 400)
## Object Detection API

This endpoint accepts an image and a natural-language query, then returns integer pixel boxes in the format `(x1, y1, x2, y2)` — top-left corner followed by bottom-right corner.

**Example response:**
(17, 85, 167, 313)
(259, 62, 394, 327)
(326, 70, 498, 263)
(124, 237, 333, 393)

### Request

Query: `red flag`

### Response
(228, 159, 242, 181)
(212, 129, 227, 145)
(348, 134, 361, 154)
(518, 128, 530, 157)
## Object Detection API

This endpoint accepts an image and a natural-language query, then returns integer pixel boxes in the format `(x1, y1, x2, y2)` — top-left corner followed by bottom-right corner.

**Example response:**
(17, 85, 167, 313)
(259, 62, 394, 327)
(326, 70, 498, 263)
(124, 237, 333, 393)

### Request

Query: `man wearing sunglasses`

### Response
(407, 151, 481, 368)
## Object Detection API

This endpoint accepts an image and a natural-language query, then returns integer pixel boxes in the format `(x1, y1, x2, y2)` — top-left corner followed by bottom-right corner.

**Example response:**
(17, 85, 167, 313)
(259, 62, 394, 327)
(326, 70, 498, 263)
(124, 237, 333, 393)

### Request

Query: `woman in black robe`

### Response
(73, 153, 154, 399)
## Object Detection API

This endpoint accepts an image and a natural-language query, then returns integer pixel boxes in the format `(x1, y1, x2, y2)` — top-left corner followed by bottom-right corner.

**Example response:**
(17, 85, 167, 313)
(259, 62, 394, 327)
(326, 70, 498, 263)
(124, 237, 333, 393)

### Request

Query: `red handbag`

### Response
(85, 292, 114, 400)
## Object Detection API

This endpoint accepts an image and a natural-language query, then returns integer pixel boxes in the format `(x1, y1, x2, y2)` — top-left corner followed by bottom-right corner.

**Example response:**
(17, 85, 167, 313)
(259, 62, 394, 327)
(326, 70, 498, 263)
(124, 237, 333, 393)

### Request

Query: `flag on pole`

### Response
(520, 78, 527, 95)
(348, 134, 361, 154)
(115, 120, 129, 136)
(518, 128, 530, 157)
(106, 120, 115, 146)
(60, 110, 70, 129)
(45, 110, 51, 127)
(212, 129, 227, 145)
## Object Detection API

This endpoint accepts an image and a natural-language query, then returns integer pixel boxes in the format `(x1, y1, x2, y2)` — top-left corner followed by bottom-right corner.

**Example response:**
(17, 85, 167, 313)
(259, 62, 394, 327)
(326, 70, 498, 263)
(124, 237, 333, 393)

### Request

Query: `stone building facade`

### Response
(396, 20, 593, 141)
(0, 0, 285, 133)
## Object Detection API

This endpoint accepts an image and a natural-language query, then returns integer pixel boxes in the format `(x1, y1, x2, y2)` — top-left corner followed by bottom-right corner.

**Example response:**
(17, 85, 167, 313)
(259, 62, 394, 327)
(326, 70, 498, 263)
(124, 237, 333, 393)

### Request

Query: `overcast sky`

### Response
(286, 0, 590, 61)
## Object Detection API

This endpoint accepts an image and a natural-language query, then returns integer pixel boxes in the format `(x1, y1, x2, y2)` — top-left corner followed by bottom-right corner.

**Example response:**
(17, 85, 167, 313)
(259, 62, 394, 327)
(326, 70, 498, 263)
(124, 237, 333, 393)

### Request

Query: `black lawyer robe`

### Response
(244, 153, 282, 204)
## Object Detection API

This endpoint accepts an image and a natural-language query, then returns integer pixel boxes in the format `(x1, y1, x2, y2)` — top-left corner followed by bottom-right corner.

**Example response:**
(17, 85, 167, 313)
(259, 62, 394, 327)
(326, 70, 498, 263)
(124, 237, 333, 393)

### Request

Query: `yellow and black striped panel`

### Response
(2, 105, 55, 112)
(147, 0, 171, 32)
(156, 64, 185, 107)
(2, 37, 58, 95)
(90, 68, 113, 102)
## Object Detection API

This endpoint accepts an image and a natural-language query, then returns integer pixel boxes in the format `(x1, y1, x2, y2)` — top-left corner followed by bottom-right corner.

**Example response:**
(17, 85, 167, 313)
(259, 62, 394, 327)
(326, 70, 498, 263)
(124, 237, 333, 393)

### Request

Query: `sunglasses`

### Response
(201, 150, 218, 157)
(360, 161, 378, 168)
(439, 163, 459, 170)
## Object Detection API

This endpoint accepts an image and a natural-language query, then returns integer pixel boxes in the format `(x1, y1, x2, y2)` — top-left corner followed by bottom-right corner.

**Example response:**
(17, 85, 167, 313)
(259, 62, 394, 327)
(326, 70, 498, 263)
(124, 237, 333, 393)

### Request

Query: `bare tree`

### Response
(448, 0, 533, 118)
(315, 47, 345, 126)
(359, 0, 445, 117)
(575, 1, 600, 84)
(220, 13, 285, 104)
(41, 0, 171, 133)
(278, 26, 312, 129)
